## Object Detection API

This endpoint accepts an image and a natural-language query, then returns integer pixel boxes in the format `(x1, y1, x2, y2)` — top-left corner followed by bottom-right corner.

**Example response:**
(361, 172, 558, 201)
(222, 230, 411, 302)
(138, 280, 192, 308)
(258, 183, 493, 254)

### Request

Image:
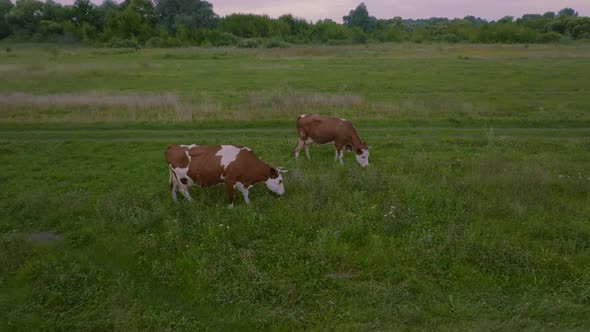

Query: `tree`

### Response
(0, 0, 14, 39)
(155, 0, 218, 30)
(45, 0, 73, 22)
(343, 3, 376, 32)
(106, 0, 155, 41)
(518, 14, 552, 32)
(72, 0, 100, 27)
(278, 14, 310, 37)
(558, 8, 577, 17)
(97, 0, 119, 30)
(567, 17, 590, 39)
(498, 16, 513, 24)
(309, 19, 349, 42)
(4, 0, 45, 38)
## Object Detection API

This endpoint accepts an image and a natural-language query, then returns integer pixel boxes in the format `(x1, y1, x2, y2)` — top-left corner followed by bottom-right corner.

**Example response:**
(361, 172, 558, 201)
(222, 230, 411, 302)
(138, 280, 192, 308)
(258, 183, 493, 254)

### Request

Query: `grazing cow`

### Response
(165, 144, 286, 207)
(294, 114, 369, 167)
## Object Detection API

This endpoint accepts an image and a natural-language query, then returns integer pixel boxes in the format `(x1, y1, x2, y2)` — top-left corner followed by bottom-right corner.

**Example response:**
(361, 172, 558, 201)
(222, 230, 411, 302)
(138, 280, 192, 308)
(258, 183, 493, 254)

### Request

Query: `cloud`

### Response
(53, 0, 590, 21)
(212, 0, 590, 21)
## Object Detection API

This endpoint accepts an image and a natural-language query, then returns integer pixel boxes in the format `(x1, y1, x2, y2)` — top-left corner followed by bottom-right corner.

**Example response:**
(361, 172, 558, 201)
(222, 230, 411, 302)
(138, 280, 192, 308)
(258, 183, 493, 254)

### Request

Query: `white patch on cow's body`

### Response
(235, 182, 251, 204)
(216, 145, 244, 169)
(355, 148, 370, 167)
(340, 118, 348, 122)
(299, 114, 308, 119)
(265, 173, 285, 196)
(180, 144, 198, 149)
(321, 141, 334, 145)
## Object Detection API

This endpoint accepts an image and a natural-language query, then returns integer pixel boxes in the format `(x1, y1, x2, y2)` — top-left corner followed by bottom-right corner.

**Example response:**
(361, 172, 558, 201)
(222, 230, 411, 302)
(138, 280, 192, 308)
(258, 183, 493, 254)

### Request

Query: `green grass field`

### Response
(1, 43, 590, 330)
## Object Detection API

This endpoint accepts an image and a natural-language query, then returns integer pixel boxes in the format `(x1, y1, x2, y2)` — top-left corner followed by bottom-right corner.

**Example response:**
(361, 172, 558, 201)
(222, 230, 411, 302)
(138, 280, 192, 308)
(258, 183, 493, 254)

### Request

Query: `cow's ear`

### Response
(356, 148, 363, 155)
(270, 167, 279, 178)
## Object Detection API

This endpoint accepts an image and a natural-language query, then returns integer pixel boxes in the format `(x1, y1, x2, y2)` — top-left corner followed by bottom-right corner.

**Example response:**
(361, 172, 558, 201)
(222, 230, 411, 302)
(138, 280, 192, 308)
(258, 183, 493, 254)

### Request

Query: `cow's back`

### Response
(188, 145, 227, 187)
(166, 145, 226, 187)
(297, 114, 350, 143)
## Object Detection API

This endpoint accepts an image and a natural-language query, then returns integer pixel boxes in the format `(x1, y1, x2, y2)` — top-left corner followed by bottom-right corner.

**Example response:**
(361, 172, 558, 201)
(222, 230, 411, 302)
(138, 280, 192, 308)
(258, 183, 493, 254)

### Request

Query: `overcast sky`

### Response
(53, 0, 589, 22)
(211, 0, 589, 22)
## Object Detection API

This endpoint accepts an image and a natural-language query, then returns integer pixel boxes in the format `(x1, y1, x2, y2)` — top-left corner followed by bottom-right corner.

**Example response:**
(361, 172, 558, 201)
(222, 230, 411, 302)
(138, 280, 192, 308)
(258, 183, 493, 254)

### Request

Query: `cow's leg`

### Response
(335, 144, 344, 164)
(235, 182, 250, 204)
(304, 142, 311, 160)
(179, 185, 193, 201)
(171, 186, 178, 202)
(334, 147, 340, 161)
(294, 138, 305, 160)
(225, 181, 236, 208)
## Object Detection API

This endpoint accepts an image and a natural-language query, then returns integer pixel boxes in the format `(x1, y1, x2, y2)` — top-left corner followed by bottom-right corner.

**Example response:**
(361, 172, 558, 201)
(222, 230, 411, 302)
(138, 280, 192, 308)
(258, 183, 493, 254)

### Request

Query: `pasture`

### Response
(1, 43, 590, 330)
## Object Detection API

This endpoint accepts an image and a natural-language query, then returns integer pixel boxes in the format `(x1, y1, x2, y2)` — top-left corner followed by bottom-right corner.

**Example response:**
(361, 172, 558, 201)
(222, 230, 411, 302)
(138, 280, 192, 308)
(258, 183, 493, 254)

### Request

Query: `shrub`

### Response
(108, 36, 141, 49)
(205, 31, 238, 46)
(236, 38, 260, 48)
(350, 28, 368, 44)
(536, 32, 563, 43)
(163, 37, 183, 47)
(327, 39, 351, 46)
(201, 39, 213, 47)
(263, 37, 288, 48)
(145, 36, 164, 48)
(442, 33, 461, 43)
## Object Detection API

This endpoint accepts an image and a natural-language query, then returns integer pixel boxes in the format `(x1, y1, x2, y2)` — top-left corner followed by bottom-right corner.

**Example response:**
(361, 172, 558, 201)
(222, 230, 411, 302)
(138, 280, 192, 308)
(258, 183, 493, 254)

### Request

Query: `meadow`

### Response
(1, 43, 590, 330)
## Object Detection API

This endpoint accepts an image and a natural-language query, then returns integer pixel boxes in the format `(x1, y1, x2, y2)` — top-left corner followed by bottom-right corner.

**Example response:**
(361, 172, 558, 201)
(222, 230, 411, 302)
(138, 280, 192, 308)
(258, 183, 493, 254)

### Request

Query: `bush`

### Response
(537, 32, 563, 43)
(442, 33, 461, 43)
(163, 37, 183, 47)
(327, 39, 351, 46)
(108, 36, 141, 49)
(263, 37, 288, 48)
(350, 28, 368, 44)
(205, 31, 238, 46)
(236, 38, 260, 48)
(145, 36, 164, 48)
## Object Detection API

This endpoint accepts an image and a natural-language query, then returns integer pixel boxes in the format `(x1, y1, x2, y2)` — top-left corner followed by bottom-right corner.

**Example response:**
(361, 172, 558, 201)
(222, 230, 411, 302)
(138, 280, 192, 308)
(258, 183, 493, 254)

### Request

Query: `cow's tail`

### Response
(290, 115, 306, 157)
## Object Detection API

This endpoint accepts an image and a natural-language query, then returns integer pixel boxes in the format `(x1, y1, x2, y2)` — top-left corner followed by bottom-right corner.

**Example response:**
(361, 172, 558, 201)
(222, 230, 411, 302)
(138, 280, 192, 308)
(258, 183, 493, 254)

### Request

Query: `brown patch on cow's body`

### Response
(165, 144, 281, 204)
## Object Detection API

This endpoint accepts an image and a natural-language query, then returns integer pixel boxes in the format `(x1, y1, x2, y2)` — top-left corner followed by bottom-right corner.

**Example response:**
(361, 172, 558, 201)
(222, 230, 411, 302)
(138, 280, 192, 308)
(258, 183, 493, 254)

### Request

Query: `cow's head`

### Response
(354, 142, 370, 167)
(265, 167, 287, 196)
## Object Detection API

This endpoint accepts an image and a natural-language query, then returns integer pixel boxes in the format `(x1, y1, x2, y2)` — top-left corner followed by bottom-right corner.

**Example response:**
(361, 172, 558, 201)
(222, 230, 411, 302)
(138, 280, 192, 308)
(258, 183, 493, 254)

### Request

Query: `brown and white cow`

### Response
(294, 114, 369, 167)
(165, 144, 286, 207)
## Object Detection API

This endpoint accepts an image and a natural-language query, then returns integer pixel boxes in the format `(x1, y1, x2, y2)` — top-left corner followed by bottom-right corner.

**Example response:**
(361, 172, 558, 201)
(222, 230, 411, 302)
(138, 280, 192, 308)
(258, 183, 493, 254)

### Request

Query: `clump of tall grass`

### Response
(249, 90, 364, 110)
(0, 92, 178, 109)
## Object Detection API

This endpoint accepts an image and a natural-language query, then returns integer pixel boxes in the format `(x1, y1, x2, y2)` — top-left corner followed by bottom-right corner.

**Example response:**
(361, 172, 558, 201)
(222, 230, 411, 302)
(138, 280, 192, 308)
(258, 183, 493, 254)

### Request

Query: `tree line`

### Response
(0, 0, 589, 48)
